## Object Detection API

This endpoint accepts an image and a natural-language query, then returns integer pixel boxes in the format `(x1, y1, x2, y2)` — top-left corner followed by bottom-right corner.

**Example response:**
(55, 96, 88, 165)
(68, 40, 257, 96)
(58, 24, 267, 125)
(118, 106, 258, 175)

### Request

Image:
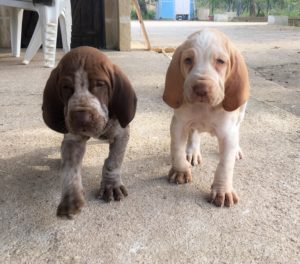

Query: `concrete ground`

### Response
(0, 22, 299, 263)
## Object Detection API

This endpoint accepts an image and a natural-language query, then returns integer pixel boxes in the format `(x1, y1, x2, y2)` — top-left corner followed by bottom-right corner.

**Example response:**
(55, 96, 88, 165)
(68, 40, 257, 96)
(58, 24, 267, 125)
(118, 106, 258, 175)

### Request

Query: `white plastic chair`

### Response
(0, 0, 72, 67)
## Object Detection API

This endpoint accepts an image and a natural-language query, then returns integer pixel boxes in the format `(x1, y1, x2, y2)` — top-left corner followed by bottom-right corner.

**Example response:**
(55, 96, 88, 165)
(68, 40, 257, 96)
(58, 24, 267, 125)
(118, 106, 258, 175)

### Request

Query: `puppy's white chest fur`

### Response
(174, 103, 240, 136)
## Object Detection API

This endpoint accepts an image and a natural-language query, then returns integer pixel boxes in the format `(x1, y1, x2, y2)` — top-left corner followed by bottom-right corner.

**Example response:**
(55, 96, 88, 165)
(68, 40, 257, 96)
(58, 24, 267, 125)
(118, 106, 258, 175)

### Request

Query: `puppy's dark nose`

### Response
(193, 83, 208, 97)
(71, 110, 92, 126)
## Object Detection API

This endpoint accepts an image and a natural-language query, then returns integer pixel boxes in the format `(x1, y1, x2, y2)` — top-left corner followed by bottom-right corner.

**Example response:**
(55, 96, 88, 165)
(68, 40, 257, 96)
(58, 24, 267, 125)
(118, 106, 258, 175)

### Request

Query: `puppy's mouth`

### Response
(66, 108, 108, 137)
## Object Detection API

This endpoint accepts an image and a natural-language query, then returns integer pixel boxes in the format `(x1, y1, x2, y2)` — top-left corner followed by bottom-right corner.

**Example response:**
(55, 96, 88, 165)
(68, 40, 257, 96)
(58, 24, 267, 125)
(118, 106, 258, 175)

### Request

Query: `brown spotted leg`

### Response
(57, 133, 88, 218)
(99, 125, 129, 202)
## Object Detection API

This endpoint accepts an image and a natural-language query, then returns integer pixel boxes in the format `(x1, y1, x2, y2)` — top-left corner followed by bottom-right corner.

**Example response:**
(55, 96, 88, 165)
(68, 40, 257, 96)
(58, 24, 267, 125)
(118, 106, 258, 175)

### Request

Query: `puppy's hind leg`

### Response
(236, 102, 247, 160)
(186, 129, 203, 166)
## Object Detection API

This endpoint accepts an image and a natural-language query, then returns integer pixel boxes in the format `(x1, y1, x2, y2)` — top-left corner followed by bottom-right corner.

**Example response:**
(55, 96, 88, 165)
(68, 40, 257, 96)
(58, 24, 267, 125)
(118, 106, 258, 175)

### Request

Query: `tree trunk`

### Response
(138, 0, 147, 15)
(267, 0, 271, 15)
(210, 0, 216, 16)
(236, 0, 242, 16)
(227, 0, 232, 12)
(250, 0, 256, 16)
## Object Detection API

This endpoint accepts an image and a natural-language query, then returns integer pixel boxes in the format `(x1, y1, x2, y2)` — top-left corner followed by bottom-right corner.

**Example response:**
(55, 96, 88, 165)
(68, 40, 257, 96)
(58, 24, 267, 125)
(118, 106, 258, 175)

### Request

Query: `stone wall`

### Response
(231, 16, 268, 22)
(104, 0, 131, 51)
(288, 17, 300, 27)
(0, 7, 11, 48)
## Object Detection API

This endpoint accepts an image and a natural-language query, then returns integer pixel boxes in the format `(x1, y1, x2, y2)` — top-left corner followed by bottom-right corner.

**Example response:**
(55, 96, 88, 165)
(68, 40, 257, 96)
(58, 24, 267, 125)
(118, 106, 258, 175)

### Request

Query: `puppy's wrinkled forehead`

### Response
(59, 49, 112, 85)
(188, 30, 228, 59)
(74, 67, 89, 91)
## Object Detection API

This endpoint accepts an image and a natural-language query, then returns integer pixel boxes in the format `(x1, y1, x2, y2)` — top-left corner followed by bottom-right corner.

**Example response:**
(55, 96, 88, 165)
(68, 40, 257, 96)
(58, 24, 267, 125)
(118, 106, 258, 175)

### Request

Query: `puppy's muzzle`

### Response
(70, 110, 92, 128)
(193, 83, 208, 98)
(68, 108, 107, 137)
(192, 80, 213, 103)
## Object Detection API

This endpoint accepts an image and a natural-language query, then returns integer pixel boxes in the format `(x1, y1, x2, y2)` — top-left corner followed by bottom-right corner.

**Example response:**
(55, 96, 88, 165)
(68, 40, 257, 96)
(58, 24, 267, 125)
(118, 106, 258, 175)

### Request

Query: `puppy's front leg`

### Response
(99, 126, 129, 202)
(210, 130, 239, 207)
(168, 115, 192, 184)
(57, 134, 88, 218)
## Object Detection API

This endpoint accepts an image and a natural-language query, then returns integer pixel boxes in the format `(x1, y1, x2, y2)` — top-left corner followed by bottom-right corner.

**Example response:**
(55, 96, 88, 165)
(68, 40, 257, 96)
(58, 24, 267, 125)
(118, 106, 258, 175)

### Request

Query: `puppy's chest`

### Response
(98, 119, 120, 142)
(189, 115, 217, 134)
(178, 105, 229, 135)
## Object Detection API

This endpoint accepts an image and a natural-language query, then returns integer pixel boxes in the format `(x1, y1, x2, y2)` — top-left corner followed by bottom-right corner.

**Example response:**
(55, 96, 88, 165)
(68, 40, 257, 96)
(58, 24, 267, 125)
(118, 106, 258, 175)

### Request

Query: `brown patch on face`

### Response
(64, 70, 109, 137)
(58, 49, 113, 137)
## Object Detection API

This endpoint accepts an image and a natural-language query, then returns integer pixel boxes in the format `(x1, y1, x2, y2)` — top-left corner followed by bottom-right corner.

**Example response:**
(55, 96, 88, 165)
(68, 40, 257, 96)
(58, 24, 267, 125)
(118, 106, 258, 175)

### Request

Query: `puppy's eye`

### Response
(92, 81, 107, 95)
(61, 85, 74, 101)
(184, 57, 193, 66)
(216, 58, 225, 65)
(95, 80, 106, 87)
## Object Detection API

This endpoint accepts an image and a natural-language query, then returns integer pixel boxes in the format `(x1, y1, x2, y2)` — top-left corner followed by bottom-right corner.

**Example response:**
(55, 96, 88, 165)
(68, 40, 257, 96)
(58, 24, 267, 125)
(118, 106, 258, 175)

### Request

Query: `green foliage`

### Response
(145, 10, 156, 20)
(131, 9, 156, 20)
(138, 0, 147, 14)
(194, 0, 300, 17)
(131, 9, 138, 20)
(131, 0, 156, 20)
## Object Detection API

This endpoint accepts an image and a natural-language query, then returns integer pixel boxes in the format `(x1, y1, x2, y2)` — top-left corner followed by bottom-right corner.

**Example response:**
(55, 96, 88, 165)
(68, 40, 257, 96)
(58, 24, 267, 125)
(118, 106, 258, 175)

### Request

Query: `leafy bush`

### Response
(131, 9, 156, 20)
(194, 0, 300, 17)
(131, 9, 138, 19)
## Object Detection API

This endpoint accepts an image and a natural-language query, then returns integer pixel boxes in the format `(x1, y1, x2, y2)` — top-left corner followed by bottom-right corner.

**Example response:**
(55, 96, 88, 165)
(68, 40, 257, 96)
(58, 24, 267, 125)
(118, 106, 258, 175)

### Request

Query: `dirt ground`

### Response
(0, 22, 299, 263)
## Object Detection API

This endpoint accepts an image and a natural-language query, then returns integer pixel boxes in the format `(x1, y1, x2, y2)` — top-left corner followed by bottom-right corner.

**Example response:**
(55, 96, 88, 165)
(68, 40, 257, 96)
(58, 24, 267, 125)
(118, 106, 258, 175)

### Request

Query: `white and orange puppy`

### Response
(163, 29, 250, 207)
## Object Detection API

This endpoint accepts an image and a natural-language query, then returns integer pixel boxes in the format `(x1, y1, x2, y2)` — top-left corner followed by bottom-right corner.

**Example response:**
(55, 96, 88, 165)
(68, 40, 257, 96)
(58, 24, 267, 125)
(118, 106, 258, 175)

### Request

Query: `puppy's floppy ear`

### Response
(163, 44, 185, 108)
(42, 67, 68, 133)
(223, 48, 250, 111)
(109, 65, 137, 128)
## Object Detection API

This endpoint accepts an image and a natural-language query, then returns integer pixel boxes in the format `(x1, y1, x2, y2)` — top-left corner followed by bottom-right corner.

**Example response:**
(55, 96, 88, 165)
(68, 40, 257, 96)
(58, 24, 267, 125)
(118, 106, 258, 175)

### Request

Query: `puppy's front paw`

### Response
(168, 167, 192, 184)
(98, 180, 128, 202)
(209, 186, 239, 207)
(57, 190, 85, 219)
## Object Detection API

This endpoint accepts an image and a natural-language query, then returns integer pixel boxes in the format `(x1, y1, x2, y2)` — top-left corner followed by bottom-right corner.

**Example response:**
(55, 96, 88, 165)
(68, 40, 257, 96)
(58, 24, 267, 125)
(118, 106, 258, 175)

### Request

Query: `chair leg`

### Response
(22, 5, 58, 67)
(9, 8, 23, 57)
(23, 19, 42, 65)
(36, 5, 58, 68)
(59, 15, 71, 53)
(59, 0, 72, 53)
(43, 21, 58, 67)
(20, 1, 72, 67)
